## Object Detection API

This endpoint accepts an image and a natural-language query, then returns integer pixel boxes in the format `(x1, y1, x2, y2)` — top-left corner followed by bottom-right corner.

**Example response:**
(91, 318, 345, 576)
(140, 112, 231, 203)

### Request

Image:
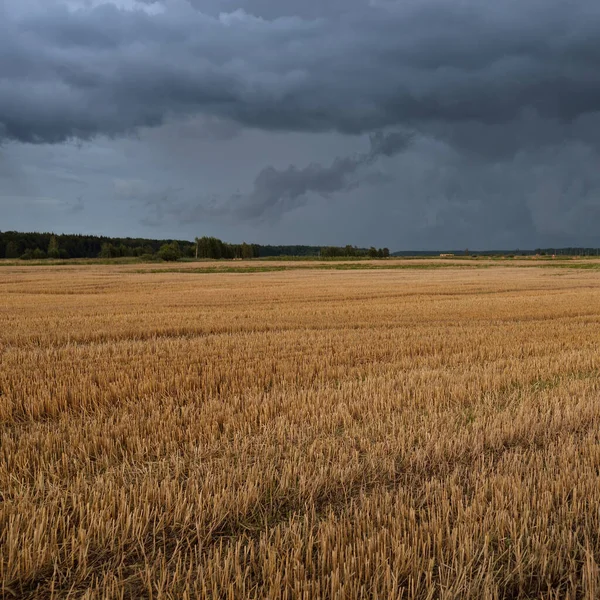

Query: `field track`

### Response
(2, 262, 600, 598)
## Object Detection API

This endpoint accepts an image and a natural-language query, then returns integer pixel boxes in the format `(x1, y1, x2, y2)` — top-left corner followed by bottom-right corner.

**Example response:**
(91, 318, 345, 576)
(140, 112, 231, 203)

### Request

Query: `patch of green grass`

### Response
(538, 262, 600, 269)
(0, 257, 156, 267)
(136, 262, 492, 275)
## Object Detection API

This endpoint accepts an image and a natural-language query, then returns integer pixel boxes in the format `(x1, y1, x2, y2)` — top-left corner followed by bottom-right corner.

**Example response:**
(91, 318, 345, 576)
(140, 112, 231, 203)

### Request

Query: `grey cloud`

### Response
(113, 178, 186, 225)
(3, 0, 600, 148)
(386, 137, 600, 248)
(207, 130, 413, 219)
(368, 131, 415, 158)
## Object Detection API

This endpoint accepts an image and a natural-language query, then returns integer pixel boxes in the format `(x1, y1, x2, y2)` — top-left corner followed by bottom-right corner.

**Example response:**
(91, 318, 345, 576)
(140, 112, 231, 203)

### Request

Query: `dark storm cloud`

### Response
(3, 0, 600, 147)
(203, 130, 413, 219)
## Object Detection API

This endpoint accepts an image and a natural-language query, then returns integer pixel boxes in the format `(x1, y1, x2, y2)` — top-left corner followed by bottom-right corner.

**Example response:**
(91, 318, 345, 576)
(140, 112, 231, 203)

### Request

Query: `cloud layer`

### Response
(3, 0, 600, 147)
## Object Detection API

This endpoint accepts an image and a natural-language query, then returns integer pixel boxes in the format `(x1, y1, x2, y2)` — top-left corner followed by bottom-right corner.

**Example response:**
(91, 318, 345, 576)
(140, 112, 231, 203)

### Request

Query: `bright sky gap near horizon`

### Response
(2, 0, 600, 249)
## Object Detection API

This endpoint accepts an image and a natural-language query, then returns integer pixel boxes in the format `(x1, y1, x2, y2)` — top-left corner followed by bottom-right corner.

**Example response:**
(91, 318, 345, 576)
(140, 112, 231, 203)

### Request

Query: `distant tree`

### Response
(47, 235, 60, 259)
(158, 242, 181, 262)
(377, 248, 384, 258)
(383, 248, 390, 258)
(368, 247, 378, 258)
(183, 244, 195, 258)
(20, 248, 34, 260)
(5, 241, 19, 259)
(99, 243, 118, 259)
(195, 236, 227, 259)
(32, 248, 47, 259)
(241, 242, 254, 259)
(209, 237, 223, 259)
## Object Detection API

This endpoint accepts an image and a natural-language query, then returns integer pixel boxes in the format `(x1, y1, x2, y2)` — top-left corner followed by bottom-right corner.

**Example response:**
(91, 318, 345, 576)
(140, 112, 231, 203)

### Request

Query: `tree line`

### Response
(320, 245, 390, 258)
(0, 231, 391, 261)
(0, 231, 194, 260)
(4, 231, 600, 261)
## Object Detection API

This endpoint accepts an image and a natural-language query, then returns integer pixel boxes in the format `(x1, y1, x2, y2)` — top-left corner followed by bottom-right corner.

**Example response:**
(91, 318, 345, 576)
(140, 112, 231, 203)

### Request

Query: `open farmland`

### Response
(2, 262, 600, 599)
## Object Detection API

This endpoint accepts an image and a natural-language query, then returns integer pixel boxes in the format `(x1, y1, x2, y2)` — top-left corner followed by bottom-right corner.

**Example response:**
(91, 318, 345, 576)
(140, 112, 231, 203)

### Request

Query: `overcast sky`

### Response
(2, 0, 600, 249)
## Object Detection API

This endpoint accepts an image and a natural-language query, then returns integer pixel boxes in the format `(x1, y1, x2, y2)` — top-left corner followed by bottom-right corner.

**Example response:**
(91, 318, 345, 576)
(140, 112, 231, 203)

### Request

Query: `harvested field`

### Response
(2, 263, 600, 598)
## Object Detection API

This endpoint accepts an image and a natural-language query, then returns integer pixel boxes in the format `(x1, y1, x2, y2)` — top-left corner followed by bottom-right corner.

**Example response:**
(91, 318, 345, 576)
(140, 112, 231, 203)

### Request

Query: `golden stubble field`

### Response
(2, 262, 600, 599)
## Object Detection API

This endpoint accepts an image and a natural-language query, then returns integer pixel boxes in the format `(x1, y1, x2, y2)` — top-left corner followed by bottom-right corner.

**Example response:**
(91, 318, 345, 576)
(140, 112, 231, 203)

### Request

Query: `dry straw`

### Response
(1, 263, 600, 598)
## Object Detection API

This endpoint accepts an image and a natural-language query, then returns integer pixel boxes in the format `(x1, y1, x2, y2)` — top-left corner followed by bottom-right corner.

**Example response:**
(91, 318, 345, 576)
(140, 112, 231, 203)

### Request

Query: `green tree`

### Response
(320, 247, 337, 258)
(241, 242, 254, 259)
(196, 236, 227, 259)
(5, 241, 19, 259)
(208, 237, 223, 259)
(99, 243, 118, 259)
(47, 235, 60, 259)
(158, 242, 181, 262)
(32, 248, 47, 259)
(368, 247, 378, 258)
(383, 248, 390, 258)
